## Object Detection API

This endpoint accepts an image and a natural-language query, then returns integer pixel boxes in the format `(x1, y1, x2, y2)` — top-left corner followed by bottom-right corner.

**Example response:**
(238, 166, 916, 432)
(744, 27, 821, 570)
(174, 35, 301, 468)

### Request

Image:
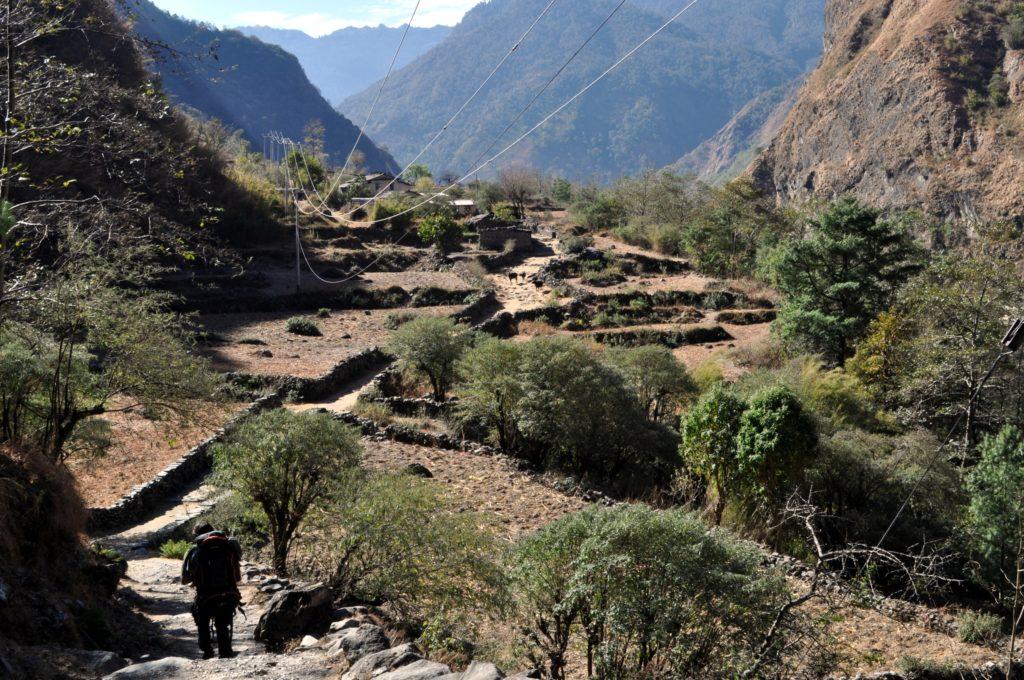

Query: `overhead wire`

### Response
(299, 0, 564, 221)
(288, 0, 706, 284)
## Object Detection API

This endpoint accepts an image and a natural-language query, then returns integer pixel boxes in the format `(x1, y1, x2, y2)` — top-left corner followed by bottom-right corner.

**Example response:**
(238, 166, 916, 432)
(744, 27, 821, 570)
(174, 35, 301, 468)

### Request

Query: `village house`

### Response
(340, 172, 415, 196)
(451, 198, 477, 216)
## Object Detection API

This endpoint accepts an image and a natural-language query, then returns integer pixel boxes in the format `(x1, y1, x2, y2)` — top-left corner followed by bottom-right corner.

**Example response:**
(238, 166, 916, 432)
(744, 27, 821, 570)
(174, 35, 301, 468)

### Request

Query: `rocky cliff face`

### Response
(752, 0, 1024, 223)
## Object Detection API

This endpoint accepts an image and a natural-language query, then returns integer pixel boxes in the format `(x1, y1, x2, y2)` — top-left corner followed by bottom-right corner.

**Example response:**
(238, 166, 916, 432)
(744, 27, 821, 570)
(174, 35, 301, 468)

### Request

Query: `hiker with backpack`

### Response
(182, 522, 243, 659)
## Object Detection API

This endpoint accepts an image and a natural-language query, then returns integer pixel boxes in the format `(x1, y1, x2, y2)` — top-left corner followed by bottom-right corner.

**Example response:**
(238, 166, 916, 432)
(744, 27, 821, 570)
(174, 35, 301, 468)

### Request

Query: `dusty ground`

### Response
(673, 322, 774, 374)
(70, 404, 237, 508)
(198, 306, 463, 377)
(360, 439, 588, 540)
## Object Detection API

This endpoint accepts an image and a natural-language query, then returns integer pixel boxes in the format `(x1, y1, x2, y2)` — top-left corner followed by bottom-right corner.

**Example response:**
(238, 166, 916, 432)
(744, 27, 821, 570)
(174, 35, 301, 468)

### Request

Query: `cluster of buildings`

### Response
(340, 172, 533, 253)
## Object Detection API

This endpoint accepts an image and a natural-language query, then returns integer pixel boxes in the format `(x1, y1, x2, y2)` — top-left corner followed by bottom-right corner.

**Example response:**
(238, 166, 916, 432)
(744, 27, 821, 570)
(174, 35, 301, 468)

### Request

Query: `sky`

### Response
(149, 1, 482, 36)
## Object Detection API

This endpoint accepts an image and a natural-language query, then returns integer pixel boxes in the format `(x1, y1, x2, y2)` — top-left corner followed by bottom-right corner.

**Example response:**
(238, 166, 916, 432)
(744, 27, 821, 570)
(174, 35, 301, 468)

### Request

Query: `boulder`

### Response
(326, 623, 390, 661)
(506, 671, 541, 680)
(254, 583, 334, 651)
(69, 650, 128, 675)
(438, 661, 505, 680)
(103, 657, 192, 679)
(300, 635, 320, 648)
(342, 643, 422, 680)
(375, 660, 451, 680)
(404, 463, 433, 478)
(329, 618, 361, 633)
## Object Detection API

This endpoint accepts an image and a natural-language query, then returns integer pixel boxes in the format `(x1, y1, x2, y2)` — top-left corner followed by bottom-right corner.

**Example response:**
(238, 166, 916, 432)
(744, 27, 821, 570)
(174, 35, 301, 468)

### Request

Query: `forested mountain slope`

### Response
(339, 0, 824, 181)
(752, 0, 1024, 222)
(128, 0, 398, 172)
(238, 25, 453, 106)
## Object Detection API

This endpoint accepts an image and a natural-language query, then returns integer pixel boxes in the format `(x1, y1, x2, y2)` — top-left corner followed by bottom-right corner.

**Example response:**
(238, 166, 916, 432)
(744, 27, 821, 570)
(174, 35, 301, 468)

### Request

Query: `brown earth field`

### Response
(198, 305, 464, 377)
(70, 402, 238, 508)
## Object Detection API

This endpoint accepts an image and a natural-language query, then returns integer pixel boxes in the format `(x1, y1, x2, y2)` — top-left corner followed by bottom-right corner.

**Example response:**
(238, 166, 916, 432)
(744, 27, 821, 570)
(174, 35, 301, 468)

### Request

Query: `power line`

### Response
(288, 0, 706, 284)
(339, 1, 424, 176)
(299, 0, 564, 221)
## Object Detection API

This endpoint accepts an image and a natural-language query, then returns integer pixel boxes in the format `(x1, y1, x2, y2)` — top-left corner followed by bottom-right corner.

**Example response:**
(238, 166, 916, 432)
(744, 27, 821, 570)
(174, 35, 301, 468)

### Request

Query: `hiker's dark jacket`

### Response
(181, 531, 242, 598)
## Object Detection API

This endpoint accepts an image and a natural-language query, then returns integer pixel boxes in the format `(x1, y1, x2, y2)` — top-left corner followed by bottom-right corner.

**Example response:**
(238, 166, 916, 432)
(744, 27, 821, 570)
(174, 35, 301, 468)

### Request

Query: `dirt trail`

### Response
(486, 235, 561, 314)
(288, 359, 389, 415)
(95, 487, 337, 679)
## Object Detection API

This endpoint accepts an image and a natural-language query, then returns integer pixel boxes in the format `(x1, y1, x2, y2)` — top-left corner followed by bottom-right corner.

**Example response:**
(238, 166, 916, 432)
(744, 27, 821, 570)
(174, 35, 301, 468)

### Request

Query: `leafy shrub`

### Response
(491, 202, 518, 222)
(957, 610, 1003, 645)
(316, 308, 331, 319)
(417, 214, 465, 253)
(159, 539, 191, 560)
(1005, 14, 1024, 49)
(352, 400, 395, 425)
(456, 336, 677, 491)
(373, 198, 414, 232)
(735, 386, 817, 508)
(679, 383, 747, 524)
(305, 471, 506, 621)
(285, 317, 321, 336)
(511, 505, 790, 680)
(213, 410, 362, 575)
(390, 316, 474, 400)
(989, 73, 1010, 107)
(384, 311, 417, 330)
(560, 234, 594, 255)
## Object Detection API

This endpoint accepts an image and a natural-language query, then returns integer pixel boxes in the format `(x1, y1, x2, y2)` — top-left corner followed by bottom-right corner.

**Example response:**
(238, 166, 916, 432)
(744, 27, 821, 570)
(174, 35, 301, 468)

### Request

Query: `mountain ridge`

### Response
(128, 0, 399, 172)
(338, 0, 824, 181)
(751, 0, 1024, 222)
(236, 24, 453, 105)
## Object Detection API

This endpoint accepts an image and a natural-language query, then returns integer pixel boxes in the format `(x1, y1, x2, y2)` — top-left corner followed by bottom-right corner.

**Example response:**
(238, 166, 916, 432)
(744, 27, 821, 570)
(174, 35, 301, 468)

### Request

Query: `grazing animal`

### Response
(507, 272, 517, 284)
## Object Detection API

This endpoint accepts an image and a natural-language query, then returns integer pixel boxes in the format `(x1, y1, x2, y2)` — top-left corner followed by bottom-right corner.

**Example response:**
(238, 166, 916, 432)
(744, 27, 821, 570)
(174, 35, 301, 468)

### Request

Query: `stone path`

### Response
(96, 498, 339, 679)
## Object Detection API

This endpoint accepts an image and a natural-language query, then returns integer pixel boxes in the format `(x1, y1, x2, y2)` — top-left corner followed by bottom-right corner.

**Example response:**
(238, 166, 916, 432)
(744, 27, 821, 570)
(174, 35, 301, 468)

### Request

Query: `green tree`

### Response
(212, 409, 362, 575)
(390, 316, 473, 400)
(510, 508, 597, 680)
(285, 148, 326, 190)
(417, 213, 464, 254)
(403, 163, 432, 182)
(1, 254, 217, 462)
(679, 383, 747, 524)
(764, 198, 922, 365)
(851, 249, 1024, 448)
(551, 177, 573, 205)
(514, 337, 654, 480)
(512, 505, 789, 679)
(307, 471, 506, 621)
(735, 386, 818, 508)
(967, 426, 1024, 604)
(456, 338, 526, 453)
(605, 345, 696, 424)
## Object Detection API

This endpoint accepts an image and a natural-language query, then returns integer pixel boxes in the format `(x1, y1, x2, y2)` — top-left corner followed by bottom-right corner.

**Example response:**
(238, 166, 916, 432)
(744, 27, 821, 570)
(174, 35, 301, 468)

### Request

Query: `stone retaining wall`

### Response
(86, 394, 282, 532)
(227, 347, 392, 403)
(362, 396, 454, 418)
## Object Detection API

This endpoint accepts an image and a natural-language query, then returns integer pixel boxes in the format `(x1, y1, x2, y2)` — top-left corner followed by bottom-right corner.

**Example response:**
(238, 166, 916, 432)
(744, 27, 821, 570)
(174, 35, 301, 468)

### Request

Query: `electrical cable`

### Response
(287, 0, 705, 283)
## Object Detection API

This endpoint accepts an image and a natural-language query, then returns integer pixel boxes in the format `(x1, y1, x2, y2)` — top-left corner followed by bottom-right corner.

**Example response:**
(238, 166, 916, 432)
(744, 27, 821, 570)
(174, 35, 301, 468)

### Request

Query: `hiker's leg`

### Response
(215, 604, 235, 658)
(194, 601, 214, 658)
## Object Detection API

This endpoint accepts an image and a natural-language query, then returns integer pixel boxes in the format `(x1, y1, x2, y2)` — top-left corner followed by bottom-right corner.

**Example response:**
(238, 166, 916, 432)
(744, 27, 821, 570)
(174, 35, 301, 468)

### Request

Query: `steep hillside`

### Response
(340, 0, 824, 181)
(668, 80, 802, 181)
(237, 25, 453, 105)
(128, 0, 398, 172)
(752, 0, 1024, 222)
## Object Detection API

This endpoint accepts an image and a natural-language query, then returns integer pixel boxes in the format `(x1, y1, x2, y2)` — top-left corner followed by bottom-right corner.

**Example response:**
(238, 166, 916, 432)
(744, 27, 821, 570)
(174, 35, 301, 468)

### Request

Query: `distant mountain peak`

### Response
(129, 0, 398, 172)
